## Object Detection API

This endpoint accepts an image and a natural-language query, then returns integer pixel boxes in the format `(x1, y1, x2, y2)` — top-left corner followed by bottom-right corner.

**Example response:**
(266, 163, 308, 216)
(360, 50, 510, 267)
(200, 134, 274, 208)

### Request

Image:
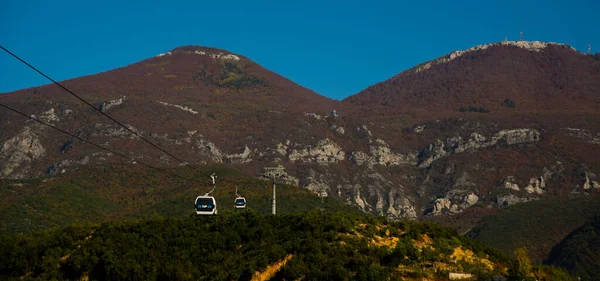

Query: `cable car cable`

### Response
(0, 45, 205, 176)
(0, 102, 205, 185)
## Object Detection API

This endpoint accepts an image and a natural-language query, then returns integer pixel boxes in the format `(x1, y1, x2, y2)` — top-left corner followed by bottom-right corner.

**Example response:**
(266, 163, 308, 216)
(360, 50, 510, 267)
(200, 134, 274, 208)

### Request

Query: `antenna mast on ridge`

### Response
(588, 44, 591, 54)
(520, 30, 523, 41)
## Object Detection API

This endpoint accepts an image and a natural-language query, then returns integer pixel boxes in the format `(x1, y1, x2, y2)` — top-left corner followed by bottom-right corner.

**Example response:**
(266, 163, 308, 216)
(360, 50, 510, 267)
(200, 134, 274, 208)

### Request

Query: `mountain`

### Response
(1, 42, 600, 255)
(344, 41, 600, 113)
(546, 215, 600, 281)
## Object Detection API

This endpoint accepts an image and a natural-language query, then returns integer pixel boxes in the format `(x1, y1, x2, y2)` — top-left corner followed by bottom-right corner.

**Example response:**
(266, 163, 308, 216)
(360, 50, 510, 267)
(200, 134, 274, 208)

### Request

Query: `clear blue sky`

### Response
(1, 0, 598, 100)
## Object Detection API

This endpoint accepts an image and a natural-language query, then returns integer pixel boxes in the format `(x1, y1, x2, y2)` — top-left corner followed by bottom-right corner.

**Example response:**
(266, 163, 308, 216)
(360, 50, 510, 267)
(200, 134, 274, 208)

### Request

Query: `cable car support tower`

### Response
(263, 166, 286, 215)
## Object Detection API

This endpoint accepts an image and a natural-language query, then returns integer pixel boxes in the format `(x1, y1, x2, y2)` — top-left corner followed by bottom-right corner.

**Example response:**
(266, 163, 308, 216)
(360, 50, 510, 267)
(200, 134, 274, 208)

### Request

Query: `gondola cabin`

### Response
(195, 196, 218, 215)
(234, 197, 247, 209)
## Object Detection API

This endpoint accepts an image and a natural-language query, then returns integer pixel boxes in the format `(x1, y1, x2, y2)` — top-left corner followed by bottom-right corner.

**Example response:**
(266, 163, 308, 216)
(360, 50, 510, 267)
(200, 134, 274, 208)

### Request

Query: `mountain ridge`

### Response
(344, 40, 600, 113)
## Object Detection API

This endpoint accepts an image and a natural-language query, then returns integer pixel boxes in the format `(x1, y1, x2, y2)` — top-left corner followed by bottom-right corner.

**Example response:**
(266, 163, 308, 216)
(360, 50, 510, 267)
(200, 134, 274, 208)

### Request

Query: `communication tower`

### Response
(520, 30, 523, 41)
(588, 44, 591, 54)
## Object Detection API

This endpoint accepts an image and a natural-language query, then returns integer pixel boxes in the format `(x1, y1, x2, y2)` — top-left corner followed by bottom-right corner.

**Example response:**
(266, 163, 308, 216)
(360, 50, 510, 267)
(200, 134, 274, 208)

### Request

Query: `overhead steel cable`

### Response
(0, 102, 205, 185)
(0, 45, 201, 173)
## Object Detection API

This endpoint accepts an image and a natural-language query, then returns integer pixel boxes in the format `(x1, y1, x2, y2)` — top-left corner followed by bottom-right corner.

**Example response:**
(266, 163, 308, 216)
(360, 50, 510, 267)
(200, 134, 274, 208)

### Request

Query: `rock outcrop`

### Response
(0, 126, 46, 178)
(418, 129, 540, 168)
(99, 96, 125, 112)
(350, 139, 416, 167)
(524, 177, 545, 194)
(226, 145, 254, 164)
(501, 176, 521, 191)
(428, 192, 479, 216)
(496, 194, 535, 207)
(288, 139, 345, 165)
(414, 41, 574, 73)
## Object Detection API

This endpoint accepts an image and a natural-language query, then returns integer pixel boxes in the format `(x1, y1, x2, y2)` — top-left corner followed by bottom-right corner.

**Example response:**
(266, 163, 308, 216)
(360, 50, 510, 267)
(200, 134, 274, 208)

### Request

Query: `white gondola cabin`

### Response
(234, 197, 247, 209)
(195, 196, 218, 215)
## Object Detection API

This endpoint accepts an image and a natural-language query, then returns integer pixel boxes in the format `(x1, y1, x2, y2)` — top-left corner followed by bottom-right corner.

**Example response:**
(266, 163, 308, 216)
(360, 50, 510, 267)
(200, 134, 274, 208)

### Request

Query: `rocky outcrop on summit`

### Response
(418, 129, 540, 168)
(0, 126, 46, 178)
(414, 41, 573, 73)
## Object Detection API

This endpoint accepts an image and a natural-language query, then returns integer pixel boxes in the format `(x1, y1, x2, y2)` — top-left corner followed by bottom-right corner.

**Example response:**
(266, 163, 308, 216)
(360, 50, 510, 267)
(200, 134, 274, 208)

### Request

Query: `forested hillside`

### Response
(0, 211, 572, 281)
(546, 215, 600, 281)
(466, 197, 600, 263)
(0, 164, 355, 233)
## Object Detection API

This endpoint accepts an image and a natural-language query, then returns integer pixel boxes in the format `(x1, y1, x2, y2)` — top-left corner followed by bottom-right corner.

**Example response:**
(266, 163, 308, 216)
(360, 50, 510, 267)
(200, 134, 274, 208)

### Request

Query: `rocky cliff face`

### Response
(0, 126, 46, 179)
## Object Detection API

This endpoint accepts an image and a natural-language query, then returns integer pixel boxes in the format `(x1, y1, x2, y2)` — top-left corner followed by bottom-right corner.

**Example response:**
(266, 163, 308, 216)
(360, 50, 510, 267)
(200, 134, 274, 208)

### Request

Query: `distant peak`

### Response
(414, 41, 577, 73)
(155, 46, 241, 61)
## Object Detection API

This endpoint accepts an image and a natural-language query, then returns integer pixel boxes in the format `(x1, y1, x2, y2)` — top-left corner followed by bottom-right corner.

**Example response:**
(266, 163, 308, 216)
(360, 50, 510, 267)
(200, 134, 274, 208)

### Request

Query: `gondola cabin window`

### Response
(195, 196, 217, 215)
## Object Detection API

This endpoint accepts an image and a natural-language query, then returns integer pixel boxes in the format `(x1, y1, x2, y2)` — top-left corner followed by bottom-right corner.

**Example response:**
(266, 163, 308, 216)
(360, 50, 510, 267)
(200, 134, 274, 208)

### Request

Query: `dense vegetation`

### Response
(467, 197, 600, 263)
(546, 215, 600, 281)
(0, 211, 571, 281)
(0, 164, 356, 234)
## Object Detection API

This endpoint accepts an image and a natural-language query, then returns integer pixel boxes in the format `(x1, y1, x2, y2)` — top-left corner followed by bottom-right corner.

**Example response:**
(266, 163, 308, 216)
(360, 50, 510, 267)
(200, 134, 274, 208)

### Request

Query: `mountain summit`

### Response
(345, 40, 600, 113)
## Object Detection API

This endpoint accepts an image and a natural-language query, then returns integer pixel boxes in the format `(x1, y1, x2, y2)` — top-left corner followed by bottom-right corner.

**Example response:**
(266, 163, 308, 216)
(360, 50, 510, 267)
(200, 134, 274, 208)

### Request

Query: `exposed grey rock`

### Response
(226, 145, 254, 164)
(524, 176, 545, 194)
(288, 138, 345, 165)
(417, 139, 448, 168)
(356, 125, 373, 143)
(369, 139, 417, 166)
(461, 193, 479, 209)
(354, 188, 369, 210)
(418, 128, 540, 168)
(413, 125, 426, 133)
(431, 198, 452, 215)
(299, 169, 331, 197)
(387, 188, 417, 219)
(561, 128, 600, 144)
(330, 125, 345, 135)
(93, 123, 141, 139)
(0, 126, 46, 179)
(305, 112, 323, 120)
(494, 129, 540, 145)
(194, 136, 223, 163)
(39, 108, 59, 124)
(501, 176, 520, 191)
(156, 100, 198, 114)
(583, 176, 592, 190)
(349, 151, 370, 166)
(99, 96, 125, 112)
(496, 194, 534, 207)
